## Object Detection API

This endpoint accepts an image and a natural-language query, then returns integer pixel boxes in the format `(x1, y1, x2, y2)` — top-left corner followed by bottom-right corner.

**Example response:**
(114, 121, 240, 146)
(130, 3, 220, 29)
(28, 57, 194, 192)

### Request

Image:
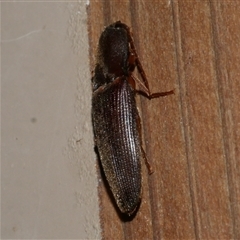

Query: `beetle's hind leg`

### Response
(141, 145, 154, 175)
(136, 109, 154, 175)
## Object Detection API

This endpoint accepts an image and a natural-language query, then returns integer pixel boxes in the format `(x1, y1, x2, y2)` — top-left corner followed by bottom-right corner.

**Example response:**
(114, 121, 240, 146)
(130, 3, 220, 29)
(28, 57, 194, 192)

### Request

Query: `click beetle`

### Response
(92, 21, 173, 216)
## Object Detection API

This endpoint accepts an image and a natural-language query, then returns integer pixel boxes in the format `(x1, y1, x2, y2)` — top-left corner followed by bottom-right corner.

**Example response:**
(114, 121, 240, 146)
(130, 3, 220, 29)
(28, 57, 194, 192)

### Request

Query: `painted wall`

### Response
(1, 2, 100, 239)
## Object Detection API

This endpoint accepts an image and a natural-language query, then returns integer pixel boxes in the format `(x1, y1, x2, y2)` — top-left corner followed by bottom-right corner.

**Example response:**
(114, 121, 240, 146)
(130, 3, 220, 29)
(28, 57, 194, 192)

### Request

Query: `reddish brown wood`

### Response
(88, 1, 240, 239)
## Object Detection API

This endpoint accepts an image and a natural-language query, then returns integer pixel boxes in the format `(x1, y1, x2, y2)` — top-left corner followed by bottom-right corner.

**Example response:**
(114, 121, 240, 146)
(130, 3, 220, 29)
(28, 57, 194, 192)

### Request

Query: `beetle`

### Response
(92, 21, 173, 215)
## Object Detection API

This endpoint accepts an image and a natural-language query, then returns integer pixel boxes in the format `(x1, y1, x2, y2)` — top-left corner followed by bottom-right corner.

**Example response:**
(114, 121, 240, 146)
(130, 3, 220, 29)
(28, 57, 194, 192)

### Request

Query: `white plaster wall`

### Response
(1, 2, 100, 239)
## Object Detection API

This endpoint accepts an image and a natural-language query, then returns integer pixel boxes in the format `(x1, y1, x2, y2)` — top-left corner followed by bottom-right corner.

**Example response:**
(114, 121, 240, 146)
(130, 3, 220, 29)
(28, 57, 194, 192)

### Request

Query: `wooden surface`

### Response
(88, 1, 240, 239)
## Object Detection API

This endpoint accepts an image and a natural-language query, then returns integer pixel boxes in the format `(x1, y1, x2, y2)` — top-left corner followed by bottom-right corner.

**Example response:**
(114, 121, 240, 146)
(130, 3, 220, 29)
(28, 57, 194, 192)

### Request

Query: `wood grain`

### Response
(88, 1, 240, 239)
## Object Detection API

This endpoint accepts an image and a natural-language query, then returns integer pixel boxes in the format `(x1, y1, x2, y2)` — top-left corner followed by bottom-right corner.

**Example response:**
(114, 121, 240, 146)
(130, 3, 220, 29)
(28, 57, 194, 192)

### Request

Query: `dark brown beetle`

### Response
(92, 21, 173, 216)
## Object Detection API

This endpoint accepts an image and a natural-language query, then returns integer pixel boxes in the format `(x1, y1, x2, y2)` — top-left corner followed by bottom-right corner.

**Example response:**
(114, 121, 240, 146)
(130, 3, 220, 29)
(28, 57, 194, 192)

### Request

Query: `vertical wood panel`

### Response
(88, 1, 240, 239)
(210, 1, 240, 238)
(132, 2, 195, 239)
(173, 1, 233, 239)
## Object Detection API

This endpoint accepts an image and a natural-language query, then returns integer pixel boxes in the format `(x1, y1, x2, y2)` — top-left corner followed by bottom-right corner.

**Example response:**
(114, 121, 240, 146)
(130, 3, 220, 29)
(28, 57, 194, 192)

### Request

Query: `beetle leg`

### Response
(117, 21, 174, 99)
(141, 145, 154, 175)
(114, 21, 150, 90)
(137, 89, 174, 100)
(130, 75, 174, 99)
(128, 51, 136, 72)
(136, 109, 154, 175)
